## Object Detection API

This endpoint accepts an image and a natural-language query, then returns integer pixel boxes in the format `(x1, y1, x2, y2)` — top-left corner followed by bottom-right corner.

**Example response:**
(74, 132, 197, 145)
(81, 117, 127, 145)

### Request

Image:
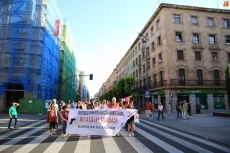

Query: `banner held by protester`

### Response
(66, 108, 136, 136)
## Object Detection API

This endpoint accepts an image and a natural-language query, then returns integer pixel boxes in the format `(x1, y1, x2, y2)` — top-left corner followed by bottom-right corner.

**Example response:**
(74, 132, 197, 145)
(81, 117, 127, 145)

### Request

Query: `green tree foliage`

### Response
(225, 64, 230, 109)
(100, 75, 136, 101)
(124, 75, 136, 96)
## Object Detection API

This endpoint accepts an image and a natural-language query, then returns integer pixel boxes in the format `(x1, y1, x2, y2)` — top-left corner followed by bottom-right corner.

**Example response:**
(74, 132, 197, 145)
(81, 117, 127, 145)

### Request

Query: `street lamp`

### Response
(170, 93, 173, 111)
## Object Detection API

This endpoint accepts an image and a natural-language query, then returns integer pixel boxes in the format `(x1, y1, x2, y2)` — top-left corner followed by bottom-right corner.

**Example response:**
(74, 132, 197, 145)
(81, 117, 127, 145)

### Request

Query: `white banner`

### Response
(66, 108, 136, 136)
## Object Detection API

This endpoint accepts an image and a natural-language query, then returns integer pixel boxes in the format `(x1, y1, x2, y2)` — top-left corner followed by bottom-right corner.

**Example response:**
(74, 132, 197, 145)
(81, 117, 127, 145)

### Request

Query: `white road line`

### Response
(135, 127, 183, 153)
(141, 119, 230, 153)
(43, 134, 69, 153)
(14, 130, 50, 153)
(0, 120, 46, 141)
(74, 136, 91, 153)
(119, 129, 153, 153)
(102, 136, 121, 153)
(138, 122, 213, 153)
(0, 124, 48, 152)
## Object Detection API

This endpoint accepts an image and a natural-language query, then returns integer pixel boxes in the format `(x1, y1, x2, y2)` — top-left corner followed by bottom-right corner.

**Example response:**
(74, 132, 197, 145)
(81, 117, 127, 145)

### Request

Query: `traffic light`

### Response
(89, 74, 93, 80)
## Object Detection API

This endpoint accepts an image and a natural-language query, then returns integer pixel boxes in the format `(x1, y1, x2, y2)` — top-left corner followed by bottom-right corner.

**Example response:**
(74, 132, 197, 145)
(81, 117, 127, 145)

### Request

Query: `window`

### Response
(224, 19, 229, 28)
(146, 47, 150, 57)
(176, 32, 182, 42)
(197, 69, 203, 85)
(139, 80, 142, 87)
(14, 55, 24, 64)
(153, 74, 157, 87)
(159, 71, 163, 82)
(136, 58, 137, 65)
(146, 33, 149, 42)
(138, 43, 140, 50)
(139, 67, 141, 74)
(147, 61, 150, 70)
(139, 55, 141, 62)
(208, 18, 214, 26)
(151, 26, 154, 36)
(174, 15, 180, 23)
(159, 53, 162, 62)
(133, 72, 135, 77)
(228, 53, 230, 62)
(136, 82, 138, 88)
(143, 78, 146, 86)
(226, 36, 230, 44)
(158, 36, 161, 45)
(136, 70, 138, 77)
(209, 35, 215, 44)
(133, 61, 135, 67)
(135, 47, 137, 53)
(157, 19, 160, 29)
(193, 34, 199, 42)
(177, 50, 184, 60)
(151, 42, 155, 51)
(195, 51, 201, 61)
(152, 58, 156, 66)
(147, 76, 151, 86)
(191, 16, 197, 25)
(142, 51, 145, 59)
(212, 52, 217, 61)
(143, 65, 145, 73)
(213, 70, 220, 86)
(178, 69, 185, 85)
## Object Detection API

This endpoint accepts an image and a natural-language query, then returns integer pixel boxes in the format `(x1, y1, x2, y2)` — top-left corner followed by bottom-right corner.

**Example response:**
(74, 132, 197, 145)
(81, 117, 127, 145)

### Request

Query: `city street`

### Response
(0, 111, 230, 153)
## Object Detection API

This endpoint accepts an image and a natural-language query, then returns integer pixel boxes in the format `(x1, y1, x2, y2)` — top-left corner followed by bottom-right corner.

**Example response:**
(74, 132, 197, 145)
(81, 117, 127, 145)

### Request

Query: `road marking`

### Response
(135, 127, 183, 153)
(14, 130, 50, 153)
(0, 120, 45, 141)
(74, 136, 91, 153)
(0, 124, 48, 152)
(119, 129, 153, 153)
(138, 122, 213, 153)
(141, 119, 230, 153)
(102, 136, 121, 153)
(43, 134, 69, 153)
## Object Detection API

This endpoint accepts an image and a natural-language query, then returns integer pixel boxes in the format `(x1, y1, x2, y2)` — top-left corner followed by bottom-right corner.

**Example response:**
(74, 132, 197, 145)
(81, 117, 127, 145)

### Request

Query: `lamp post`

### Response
(170, 93, 173, 112)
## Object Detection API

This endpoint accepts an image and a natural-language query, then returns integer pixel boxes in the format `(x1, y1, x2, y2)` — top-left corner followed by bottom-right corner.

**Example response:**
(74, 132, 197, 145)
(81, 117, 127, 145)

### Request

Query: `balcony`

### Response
(170, 79, 225, 86)
(209, 44, 220, 50)
(132, 80, 167, 92)
(192, 42, 204, 49)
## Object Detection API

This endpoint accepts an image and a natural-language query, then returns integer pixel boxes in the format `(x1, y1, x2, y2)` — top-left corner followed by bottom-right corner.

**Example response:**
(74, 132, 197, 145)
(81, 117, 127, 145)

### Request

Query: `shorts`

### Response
(50, 122, 56, 130)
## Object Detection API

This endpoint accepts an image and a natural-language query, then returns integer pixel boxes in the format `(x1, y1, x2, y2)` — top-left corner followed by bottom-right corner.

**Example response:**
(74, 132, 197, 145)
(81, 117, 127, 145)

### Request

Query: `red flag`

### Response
(54, 20, 60, 36)
(223, 1, 229, 7)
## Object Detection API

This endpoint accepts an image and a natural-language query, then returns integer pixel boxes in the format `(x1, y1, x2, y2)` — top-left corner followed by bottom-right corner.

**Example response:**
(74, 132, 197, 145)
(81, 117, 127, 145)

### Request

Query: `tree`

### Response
(124, 75, 136, 96)
(225, 64, 230, 109)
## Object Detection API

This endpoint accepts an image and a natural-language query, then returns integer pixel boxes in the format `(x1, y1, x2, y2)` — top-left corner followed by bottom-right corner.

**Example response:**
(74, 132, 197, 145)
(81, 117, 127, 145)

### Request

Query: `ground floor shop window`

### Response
(154, 96, 158, 109)
(196, 95, 208, 109)
(213, 94, 225, 109)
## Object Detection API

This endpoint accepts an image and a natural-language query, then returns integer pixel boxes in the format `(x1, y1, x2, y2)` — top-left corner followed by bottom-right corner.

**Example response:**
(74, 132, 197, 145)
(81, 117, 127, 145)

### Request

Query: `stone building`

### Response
(103, 3, 230, 112)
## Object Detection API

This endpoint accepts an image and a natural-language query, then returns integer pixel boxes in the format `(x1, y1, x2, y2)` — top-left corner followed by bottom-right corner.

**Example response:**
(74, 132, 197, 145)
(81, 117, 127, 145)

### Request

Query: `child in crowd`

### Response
(59, 105, 69, 138)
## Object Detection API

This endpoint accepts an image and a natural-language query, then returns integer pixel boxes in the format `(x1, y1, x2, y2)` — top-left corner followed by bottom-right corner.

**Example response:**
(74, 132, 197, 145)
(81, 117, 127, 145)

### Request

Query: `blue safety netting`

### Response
(0, 0, 60, 100)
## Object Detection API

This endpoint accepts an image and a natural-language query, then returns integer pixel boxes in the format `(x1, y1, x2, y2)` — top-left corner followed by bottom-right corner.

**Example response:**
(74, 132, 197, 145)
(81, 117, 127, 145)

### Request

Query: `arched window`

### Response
(178, 69, 185, 85)
(197, 69, 203, 85)
(213, 70, 220, 86)
(159, 71, 163, 86)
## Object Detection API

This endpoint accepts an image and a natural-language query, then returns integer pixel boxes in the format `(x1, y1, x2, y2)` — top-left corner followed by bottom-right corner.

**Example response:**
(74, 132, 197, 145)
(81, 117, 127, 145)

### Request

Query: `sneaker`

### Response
(129, 134, 131, 137)
(63, 134, 66, 138)
(50, 133, 52, 136)
(53, 132, 56, 135)
(131, 133, 134, 136)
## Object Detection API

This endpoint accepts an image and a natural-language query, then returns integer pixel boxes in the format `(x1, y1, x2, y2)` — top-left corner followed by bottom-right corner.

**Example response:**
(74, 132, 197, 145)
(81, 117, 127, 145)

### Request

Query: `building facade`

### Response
(103, 3, 230, 112)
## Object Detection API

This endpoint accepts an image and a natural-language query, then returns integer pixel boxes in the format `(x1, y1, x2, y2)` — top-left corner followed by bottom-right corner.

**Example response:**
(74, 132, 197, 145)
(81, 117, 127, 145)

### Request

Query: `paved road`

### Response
(0, 111, 229, 153)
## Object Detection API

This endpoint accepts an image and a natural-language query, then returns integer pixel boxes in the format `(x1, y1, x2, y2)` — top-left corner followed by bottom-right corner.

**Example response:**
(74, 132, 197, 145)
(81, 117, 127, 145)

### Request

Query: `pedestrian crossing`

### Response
(0, 118, 229, 153)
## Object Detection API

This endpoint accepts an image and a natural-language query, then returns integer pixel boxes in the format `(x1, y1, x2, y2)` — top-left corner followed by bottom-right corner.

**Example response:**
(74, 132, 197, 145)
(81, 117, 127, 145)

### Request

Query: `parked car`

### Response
(134, 105, 141, 114)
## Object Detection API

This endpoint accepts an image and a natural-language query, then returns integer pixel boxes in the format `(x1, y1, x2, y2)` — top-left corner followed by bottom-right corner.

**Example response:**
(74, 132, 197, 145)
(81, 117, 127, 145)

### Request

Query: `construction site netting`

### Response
(0, 0, 60, 100)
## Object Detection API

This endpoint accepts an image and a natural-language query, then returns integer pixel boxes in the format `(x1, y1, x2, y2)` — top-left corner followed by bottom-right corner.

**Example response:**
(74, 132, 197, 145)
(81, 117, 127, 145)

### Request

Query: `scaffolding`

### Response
(0, 0, 60, 100)
(59, 24, 76, 101)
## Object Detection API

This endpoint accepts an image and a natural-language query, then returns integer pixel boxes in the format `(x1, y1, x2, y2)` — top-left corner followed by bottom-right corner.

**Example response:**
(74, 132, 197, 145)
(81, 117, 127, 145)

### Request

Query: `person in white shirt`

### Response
(99, 100, 108, 109)
(157, 102, 164, 120)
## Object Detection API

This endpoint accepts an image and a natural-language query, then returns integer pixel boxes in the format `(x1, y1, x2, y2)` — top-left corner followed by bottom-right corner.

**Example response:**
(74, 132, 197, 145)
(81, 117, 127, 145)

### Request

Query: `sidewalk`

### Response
(139, 110, 230, 146)
(0, 113, 46, 132)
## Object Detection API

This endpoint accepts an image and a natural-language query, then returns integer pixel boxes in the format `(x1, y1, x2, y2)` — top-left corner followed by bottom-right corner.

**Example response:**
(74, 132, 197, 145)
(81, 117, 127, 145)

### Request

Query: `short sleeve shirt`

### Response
(9, 106, 17, 116)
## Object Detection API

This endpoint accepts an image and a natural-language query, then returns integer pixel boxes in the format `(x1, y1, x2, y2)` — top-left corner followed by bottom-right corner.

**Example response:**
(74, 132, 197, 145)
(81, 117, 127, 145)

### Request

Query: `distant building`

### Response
(102, 3, 230, 112)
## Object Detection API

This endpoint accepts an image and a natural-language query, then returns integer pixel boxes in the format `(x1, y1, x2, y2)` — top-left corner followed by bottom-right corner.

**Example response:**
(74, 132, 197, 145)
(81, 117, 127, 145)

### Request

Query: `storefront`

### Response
(151, 90, 165, 109)
(177, 89, 227, 110)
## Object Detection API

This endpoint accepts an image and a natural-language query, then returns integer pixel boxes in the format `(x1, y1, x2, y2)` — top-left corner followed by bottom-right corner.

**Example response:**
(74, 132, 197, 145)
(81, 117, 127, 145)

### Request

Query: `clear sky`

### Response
(56, 0, 229, 97)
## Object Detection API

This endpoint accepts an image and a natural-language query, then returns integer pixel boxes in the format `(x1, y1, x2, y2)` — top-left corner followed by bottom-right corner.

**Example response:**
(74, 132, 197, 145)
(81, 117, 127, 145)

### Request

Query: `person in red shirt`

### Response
(108, 97, 119, 108)
(145, 102, 153, 119)
(47, 103, 57, 136)
(59, 105, 69, 137)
